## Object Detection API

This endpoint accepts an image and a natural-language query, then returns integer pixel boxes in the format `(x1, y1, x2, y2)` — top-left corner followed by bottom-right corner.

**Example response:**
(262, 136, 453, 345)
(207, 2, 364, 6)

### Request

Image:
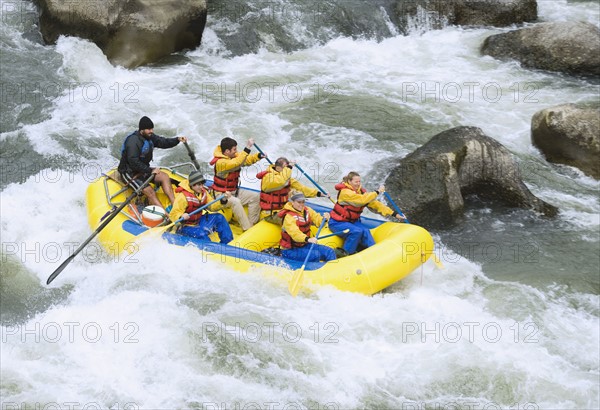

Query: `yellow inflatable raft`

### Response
(86, 167, 435, 295)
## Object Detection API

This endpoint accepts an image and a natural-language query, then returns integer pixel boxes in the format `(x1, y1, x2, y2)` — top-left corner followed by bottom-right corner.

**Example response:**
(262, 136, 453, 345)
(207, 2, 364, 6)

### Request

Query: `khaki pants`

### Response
(222, 189, 260, 231)
(260, 210, 284, 225)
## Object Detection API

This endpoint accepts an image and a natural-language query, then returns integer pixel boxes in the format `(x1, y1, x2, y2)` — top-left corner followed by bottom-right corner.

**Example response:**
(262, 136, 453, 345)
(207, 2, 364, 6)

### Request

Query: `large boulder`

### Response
(532, 104, 600, 179)
(481, 21, 600, 77)
(35, 0, 207, 68)
(385, 126, 558, 228)
(395, 0, 537, 30)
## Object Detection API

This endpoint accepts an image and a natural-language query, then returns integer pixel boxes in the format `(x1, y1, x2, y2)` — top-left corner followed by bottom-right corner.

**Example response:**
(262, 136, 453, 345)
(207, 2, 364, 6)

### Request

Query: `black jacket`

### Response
(117, 130, 179, 175)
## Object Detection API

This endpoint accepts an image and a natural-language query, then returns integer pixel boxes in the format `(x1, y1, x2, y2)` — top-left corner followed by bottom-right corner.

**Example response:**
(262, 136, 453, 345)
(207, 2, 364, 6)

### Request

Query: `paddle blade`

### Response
(288, 267, 305, 297)
(288, 219, 326, 296)
(46, 254, 76, 285)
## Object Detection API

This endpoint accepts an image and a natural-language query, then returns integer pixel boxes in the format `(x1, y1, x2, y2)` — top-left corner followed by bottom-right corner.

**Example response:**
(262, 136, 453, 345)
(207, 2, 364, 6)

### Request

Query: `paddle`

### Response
(183, 141, 201, 171)
(316, 229, 349, 240)
(294, 164, 335, 204)
(47, 174, 154, 285)
(288, 218, 328, 297)
(254, 143, 333, 203)
(383, 192, 410, 224)
(253, 143, 272, 165)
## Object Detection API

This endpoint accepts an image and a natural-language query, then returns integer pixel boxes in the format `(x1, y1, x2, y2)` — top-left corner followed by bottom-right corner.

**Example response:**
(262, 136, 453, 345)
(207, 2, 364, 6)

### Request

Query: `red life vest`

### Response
(256, 170, 291, 211)
(330, 183, 367, 223)
(278, 208, 311, 249)
(210, 157, 240, 192)
(176, 186, 208, 225)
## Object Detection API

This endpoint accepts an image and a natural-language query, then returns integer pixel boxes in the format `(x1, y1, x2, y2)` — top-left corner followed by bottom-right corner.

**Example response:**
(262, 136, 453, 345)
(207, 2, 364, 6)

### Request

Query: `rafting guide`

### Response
(118, 116, 187, 209)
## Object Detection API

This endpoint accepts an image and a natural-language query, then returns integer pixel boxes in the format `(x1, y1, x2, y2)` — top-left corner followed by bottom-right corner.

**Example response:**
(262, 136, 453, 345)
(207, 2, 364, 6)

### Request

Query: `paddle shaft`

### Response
(255, 142, 334, 207)
(253, 143, 272, 165)
(289, 218, 327, 297)
(183, 141, 201, 171)
(384, 192, 410, 224)
(316, 229, 349, 240)
(293, 164, 333, 202)
(172, 195, 225, 226)
(300, 218, 328, 270)
(47, 174, 154, 285)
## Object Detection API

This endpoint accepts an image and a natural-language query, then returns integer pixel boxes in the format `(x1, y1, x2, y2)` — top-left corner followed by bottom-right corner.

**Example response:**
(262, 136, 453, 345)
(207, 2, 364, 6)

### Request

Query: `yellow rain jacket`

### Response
(279, 202, 324, 245)
(169, 180, 224, 223)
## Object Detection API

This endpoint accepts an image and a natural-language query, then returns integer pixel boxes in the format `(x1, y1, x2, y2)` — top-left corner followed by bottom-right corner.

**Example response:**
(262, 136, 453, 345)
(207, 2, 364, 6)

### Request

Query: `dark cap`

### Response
(139, 116, 154, 130)
(290, 192, 306, 202)
(188, 171, 206, 186)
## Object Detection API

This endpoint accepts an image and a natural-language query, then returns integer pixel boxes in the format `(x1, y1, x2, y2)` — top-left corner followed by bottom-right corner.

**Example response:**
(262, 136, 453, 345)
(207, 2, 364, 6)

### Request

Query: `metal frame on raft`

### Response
(100, 162, 198, 226)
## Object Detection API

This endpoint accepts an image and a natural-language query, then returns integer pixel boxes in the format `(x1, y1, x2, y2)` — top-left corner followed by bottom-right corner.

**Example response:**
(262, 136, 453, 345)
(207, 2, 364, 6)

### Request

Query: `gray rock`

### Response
(481, 21, 600, 77)
(385, 126, 558, 228)
(35, 0, 207, 68)
(532, 104, 600, 179)
(396, 0, 537, 30)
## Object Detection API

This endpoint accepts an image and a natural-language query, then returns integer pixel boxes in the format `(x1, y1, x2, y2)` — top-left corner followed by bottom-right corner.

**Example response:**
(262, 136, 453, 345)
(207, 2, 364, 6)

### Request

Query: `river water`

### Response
(1, 0, 599, 408)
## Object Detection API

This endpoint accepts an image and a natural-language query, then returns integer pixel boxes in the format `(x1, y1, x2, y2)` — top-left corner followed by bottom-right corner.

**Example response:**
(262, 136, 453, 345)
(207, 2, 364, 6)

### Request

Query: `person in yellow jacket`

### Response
(278, 192, 336, 263)
(329, 171, 406, 255)
(209, 137, 267, 231)
(169, 171, 233, 243)
(256, 157, 328, 224)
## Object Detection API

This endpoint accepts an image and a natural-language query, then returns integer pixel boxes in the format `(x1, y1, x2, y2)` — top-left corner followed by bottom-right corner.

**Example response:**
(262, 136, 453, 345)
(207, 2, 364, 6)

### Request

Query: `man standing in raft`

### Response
(329, 171, 406, 256)
(118, 116, 187, 209)
(168, 170, 233, 243)
(278, 192, 337, 263)
(256, 157, 327, 224)
(210, 137, 267, 231)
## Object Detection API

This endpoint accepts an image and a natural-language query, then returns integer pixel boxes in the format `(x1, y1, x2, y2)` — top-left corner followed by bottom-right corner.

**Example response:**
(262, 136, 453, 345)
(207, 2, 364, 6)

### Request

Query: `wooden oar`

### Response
(288, 218, 327, 297)
(47, 174, 154, 285)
